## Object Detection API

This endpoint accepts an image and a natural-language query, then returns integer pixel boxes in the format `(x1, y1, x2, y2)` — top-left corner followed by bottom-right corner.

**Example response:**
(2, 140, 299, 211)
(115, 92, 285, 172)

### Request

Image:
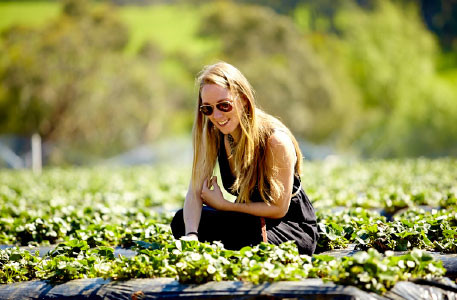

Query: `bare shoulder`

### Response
(267, 130, 296, 163)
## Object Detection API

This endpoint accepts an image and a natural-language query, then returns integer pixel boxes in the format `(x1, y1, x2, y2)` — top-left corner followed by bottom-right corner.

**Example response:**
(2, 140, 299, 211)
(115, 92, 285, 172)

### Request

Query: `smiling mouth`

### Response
(218, 120, 229, 126)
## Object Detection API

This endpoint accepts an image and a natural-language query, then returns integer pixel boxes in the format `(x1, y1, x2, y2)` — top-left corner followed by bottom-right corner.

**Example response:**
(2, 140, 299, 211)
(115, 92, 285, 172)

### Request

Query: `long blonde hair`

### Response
(191, 62, 303, 204)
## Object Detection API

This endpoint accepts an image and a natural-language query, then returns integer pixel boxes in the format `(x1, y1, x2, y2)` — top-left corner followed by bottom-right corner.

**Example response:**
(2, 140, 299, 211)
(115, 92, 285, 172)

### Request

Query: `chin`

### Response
(221, 125, 237, 135)
(211, 120, 238, 135)
(218, 127, 230, 135)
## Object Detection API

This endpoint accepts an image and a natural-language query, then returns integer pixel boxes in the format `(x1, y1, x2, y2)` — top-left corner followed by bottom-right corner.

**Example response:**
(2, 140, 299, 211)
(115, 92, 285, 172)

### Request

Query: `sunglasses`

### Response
(199, 100, 234, 116)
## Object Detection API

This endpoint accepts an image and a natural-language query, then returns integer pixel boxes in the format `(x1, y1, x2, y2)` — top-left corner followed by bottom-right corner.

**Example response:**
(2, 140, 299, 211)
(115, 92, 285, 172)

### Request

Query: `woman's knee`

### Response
(170, 209, 185, 239)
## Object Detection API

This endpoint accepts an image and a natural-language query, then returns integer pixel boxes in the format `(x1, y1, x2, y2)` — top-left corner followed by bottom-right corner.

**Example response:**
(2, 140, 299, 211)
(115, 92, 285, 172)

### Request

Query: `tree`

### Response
(197, 1, 355, 143)
(0, 0, 171, 162)
(325, 1, 457, 156)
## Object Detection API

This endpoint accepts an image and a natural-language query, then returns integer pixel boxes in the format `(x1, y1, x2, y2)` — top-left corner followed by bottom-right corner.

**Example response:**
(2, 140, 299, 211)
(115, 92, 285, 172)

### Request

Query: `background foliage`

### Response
(0, 0, 456, 163)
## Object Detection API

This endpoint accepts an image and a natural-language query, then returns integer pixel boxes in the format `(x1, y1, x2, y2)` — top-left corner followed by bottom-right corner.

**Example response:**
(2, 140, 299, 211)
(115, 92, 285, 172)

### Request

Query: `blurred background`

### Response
(0, 0, 456, 167)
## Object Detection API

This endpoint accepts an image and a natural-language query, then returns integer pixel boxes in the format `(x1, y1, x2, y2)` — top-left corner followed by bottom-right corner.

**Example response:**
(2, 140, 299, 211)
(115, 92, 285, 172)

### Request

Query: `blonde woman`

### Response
(171, 62, 319, 255)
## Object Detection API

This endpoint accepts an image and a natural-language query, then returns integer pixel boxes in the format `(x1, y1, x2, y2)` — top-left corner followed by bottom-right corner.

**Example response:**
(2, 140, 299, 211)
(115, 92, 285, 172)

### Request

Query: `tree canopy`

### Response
(0, 0, 456, 163)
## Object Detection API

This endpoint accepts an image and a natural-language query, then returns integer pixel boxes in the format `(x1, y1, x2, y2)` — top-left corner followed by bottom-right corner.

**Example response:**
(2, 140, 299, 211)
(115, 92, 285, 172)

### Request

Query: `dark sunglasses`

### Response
(199, 100, 234, 116)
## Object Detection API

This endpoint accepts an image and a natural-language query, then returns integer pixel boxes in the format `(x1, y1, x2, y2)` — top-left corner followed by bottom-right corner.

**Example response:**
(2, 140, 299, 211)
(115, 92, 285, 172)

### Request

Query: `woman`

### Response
(171, 62, 319, 255)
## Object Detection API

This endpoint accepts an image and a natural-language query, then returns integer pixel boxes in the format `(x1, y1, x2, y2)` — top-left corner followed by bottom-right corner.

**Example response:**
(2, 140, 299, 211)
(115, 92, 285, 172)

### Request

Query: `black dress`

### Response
(171, 136, 319, 255)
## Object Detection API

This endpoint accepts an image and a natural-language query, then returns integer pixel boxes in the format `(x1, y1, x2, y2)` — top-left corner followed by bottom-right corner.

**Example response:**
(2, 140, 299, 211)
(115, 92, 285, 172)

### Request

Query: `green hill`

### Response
(0, 1, 211, 55)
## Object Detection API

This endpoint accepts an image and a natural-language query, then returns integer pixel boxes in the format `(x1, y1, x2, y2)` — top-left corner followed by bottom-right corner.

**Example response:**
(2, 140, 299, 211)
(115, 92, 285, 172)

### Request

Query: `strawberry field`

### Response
(1, 159, 457, 297)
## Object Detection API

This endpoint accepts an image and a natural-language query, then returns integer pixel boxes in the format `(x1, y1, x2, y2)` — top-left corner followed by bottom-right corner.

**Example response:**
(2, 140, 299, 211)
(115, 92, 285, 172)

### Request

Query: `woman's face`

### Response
(200, 84, 241, 135)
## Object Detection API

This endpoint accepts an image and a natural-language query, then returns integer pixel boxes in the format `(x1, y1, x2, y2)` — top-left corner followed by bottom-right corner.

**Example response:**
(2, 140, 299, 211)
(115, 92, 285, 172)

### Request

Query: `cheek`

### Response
(208, 115, 223, 128)
(208, 118, 217, 126)
(210, 109, 227, 121)
(206, 116, 216, 127)
(229, 110, 241, 123)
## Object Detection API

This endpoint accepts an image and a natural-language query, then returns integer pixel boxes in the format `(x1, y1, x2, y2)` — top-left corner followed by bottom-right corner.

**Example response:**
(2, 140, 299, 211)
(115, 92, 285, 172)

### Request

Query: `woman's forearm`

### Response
(183, 191, 203, 234)
(223, 200, 289, 219)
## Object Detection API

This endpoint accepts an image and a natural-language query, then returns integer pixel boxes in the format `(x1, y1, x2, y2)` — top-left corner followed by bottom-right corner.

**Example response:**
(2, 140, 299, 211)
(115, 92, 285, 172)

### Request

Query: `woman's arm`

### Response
(183, 184, 203, 239)
(201, 131, 296, 219)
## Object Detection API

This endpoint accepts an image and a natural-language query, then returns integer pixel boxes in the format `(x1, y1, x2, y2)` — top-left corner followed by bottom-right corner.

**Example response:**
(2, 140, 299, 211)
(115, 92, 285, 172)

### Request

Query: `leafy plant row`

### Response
(317, 207, 457, 253)
(0, 238, 445, 295)
(1, 205, 173, 246)
(1, 160, 457, 251)
(3, 206, 457, 254)
(1, 159, 457, 218)
(1, 161, 456, 295)
(302, 158, 457, 212)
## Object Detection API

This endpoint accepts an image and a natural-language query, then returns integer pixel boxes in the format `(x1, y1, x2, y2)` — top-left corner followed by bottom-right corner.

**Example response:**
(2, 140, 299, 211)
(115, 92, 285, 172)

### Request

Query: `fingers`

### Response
(211, 176, 221, 191)
(202, 178, 213, 191)
(204, 177, 213, 189)
(201, 176, 220, 200)
(209, 176, 218, 188)
(203, 179, 208, 190)
(201, 178, 210, 202)
(204, 176, 217, 189)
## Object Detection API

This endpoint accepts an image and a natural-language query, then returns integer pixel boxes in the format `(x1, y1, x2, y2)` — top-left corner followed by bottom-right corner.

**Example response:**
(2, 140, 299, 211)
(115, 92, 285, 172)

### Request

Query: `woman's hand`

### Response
(201, 176, 228, 210)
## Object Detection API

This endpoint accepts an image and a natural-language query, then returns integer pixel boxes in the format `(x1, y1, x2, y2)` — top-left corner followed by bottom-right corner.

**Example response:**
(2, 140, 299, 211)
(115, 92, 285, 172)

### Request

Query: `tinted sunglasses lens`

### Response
(216, 102, 233, 112)
(200, 105, 213, 115)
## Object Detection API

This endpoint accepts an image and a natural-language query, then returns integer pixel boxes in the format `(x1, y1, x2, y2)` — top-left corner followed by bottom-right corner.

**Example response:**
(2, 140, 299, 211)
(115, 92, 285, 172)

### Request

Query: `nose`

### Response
(213, 108, 223, 120)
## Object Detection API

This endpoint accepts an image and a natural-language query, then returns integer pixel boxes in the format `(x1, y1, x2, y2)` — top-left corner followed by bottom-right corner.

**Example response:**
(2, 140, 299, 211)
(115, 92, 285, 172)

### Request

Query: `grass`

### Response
(0, 1, 59, 29)
(0, 1, 215, 56)
(119, 4, 214, 56)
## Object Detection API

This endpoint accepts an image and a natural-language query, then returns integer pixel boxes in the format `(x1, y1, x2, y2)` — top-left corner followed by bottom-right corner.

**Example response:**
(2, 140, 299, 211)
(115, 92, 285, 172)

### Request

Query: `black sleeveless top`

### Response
(217, 135, 319, 255)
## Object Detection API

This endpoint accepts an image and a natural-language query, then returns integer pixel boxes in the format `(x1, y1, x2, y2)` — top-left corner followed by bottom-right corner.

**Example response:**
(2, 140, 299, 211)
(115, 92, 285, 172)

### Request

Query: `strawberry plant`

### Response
(0, 159, 456, 295)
